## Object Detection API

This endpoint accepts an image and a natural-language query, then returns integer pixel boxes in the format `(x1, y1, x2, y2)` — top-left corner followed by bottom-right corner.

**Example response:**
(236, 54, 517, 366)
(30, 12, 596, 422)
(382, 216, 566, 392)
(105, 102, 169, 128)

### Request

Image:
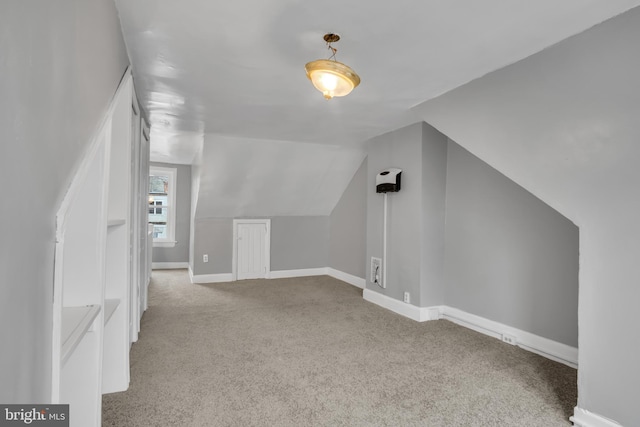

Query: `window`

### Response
(149, 166, 177, 247)
(148, 200, 163, 215)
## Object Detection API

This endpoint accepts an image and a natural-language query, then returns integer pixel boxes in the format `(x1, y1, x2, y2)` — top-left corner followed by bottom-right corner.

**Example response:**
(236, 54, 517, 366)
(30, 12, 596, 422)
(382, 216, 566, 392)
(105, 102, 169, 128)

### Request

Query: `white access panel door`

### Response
(236, 221, 270, 280)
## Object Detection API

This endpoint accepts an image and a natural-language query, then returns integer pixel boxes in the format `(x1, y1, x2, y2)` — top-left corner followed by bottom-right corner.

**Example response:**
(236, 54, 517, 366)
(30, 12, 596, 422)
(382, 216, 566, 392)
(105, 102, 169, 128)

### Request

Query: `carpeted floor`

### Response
(102, 270, 577, 426)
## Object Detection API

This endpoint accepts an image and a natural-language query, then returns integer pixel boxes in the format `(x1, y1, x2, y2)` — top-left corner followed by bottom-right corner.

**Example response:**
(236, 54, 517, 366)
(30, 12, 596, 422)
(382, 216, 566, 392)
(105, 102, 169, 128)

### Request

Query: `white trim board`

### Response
(570, 407, 623, 427)
(187, 266, 365, 287)
(190, 268, 325, 283)
(362, 289, 578, 368)
(152, 262, 189, 270)
(327, 268, 366, 289)
(441, 306, 578, 368)
(270, 268, 327, 279)
(363, 289, 440, 322)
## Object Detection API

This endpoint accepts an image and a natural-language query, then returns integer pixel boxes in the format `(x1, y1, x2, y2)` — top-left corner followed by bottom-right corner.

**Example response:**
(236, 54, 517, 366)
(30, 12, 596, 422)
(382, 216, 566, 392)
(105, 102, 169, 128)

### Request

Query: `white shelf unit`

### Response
(102, 221, 130, 393)
(52, 114, 110, 427)
(102, 73, 133, 395)
(51, 69, 148, 427)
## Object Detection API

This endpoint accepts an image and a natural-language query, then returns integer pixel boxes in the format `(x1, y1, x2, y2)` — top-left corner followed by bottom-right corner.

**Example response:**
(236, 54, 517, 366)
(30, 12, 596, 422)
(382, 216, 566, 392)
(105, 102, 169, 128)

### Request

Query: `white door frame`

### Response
(129, 95, 141, 344)
(232, 219, 271, 281)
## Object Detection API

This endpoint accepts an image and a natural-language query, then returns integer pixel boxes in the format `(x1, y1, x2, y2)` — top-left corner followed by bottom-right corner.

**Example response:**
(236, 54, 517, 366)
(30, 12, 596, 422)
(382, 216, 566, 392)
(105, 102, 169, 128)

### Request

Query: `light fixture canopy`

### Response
(305, 34, 360, 100)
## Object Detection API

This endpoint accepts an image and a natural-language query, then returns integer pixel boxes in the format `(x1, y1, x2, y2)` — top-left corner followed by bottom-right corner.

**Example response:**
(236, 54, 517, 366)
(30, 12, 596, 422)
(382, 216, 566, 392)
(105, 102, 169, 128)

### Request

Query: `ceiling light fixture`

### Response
(305, 33, 360, 100)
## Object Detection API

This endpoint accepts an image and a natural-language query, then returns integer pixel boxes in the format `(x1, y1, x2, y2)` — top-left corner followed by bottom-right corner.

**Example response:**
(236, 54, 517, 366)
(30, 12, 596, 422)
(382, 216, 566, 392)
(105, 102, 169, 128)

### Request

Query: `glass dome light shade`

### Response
(305, 59, 360, 100)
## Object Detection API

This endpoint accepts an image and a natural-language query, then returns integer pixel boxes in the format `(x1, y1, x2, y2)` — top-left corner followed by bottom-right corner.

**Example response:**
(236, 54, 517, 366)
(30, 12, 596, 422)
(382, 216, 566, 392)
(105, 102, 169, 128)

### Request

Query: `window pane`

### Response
(149, 166, 176, 242)
(152, 224, 167, 239)
(148, 207, 168, 224)
(149, 175, 169, 193)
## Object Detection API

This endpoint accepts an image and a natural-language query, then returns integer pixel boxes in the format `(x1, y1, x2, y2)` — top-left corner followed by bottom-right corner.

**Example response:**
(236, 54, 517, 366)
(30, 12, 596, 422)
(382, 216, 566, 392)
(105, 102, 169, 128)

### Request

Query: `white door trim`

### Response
(232, 219, 271, 281)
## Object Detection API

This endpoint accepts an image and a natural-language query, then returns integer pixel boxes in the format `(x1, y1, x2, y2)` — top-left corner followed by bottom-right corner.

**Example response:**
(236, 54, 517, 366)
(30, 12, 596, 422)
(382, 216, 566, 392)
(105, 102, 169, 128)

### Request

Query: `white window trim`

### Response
(149, 166, 177, 248)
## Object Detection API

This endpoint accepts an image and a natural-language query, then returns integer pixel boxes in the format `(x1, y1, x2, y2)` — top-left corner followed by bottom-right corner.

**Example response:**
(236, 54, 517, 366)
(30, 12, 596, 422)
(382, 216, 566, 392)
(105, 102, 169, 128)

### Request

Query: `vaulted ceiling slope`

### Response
(412, 5, 640, 225)
(115, 1, 640, 218)
(195, 136, 365, 218)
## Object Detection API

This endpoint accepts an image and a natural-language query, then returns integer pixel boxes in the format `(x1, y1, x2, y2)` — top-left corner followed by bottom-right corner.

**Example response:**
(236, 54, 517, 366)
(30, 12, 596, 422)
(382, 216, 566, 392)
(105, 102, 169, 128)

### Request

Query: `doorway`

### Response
(232, 219, 271, 280)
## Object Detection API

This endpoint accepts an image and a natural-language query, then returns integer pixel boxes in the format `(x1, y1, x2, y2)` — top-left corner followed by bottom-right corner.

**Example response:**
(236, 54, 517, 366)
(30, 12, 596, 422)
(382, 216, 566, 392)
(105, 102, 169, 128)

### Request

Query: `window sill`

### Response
(153, 241, 177, 248)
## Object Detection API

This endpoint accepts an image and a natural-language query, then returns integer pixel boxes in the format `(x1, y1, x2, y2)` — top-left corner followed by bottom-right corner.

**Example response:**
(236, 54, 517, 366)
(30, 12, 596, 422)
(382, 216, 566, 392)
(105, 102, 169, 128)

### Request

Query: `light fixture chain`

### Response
(326, 43, 337, 61)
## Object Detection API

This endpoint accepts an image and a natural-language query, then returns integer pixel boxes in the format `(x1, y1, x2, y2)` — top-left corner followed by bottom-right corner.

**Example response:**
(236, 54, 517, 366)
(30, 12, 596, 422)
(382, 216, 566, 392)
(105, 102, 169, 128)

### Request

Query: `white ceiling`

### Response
(114, 1, 640, 218)
(115, 0, 640, 151)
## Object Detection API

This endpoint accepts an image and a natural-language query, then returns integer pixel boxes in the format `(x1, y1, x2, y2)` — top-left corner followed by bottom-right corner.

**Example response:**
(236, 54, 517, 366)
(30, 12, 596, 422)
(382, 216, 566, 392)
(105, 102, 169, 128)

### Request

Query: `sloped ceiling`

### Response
(195, 136, 365, 218)
(412, 6, 640, 224)
(114, 0, 640, 217)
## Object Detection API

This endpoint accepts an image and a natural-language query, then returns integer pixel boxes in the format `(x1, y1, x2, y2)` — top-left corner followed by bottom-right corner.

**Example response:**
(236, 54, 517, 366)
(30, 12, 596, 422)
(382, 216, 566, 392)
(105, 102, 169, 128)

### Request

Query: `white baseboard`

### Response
(269, 268, 328, 279)
(327, 268, 366, 289)
(190, 272, 234, 284)
(152, 262, 189, 270)
(441, 306, 578, 368)
(570, 407, 622, 427)
(361, 289, 578, 368)
(362, 289, 440, 322)
(188, 267, 357, 284)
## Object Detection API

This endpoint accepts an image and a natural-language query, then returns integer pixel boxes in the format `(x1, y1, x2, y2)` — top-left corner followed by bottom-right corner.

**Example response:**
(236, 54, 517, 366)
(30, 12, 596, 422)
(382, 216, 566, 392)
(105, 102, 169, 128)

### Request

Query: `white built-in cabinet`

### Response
(51, 69, 150, 427)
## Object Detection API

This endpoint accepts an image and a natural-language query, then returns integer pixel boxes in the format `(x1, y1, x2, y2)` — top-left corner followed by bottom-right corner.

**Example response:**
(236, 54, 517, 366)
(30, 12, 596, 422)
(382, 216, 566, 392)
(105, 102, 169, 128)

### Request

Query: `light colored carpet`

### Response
(102, 270, 577, 426)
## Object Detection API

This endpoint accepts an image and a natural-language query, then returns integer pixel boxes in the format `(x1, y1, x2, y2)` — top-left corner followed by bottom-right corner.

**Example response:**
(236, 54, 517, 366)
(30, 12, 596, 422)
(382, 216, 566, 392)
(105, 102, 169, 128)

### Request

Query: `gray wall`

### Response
(0, 0, 129, 403)
(444, 141, 579, 347)
(419, 123, 449, 307)
(151, 162, 191, 263)
(193, 218, 233, 274)
(365, 122, 448, 305)
(413, 9, 640, 423)
(271, 216, 329, 271)
(364, 122, 578, 347)
(193, 216, 329, 275)
(366, 123, 424, 303)
(329, 158, 367, 278)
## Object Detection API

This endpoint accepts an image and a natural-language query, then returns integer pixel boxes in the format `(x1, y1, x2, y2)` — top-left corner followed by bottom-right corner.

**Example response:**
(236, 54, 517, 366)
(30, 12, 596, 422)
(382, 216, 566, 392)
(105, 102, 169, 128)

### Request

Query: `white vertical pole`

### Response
(382, 192, 388, 288)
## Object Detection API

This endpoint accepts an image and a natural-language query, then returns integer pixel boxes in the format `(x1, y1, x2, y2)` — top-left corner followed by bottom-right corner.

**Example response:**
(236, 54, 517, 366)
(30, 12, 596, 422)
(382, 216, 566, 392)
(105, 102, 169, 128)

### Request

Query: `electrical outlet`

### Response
(203, 254, 209, 263)
(403, 292, 410, 304)
(502, 334, 517, 345)
(371, 257, 382, 288)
